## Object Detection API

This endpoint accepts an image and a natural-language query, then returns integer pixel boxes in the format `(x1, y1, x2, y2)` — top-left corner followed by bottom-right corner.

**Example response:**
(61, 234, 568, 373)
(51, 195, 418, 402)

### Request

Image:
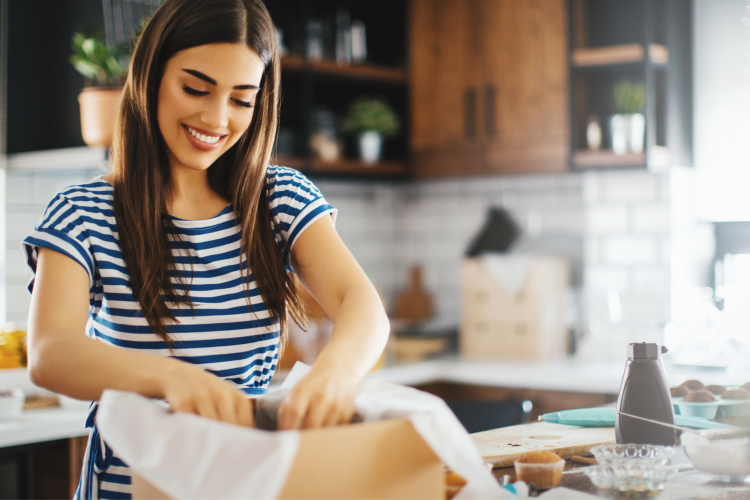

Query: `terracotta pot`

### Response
(78, 86, 123, 147)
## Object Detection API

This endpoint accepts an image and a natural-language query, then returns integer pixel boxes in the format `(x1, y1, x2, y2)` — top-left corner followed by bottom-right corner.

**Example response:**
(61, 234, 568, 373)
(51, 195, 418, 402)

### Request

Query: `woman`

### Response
(23, 1, 389, 498)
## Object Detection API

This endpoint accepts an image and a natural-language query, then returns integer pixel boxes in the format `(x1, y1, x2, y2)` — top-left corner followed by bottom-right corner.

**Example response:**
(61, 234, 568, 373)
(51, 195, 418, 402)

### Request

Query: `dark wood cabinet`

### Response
(409, 0, 569, 178)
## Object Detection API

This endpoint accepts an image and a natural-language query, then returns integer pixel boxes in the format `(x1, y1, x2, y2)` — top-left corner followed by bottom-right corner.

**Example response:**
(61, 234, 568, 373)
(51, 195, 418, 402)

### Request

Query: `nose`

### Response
(201, 96, 229, 130)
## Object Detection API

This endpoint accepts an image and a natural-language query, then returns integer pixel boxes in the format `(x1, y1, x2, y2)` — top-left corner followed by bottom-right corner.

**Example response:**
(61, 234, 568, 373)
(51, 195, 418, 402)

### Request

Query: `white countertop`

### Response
(2, 356, 748, 448)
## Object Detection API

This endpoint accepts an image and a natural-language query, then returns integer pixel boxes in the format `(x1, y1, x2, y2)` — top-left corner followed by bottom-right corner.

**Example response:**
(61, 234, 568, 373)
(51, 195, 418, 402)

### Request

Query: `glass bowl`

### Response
(681, 431, 750, 482)
(584, 464, 676, 499)
(590, 444, 675, 465)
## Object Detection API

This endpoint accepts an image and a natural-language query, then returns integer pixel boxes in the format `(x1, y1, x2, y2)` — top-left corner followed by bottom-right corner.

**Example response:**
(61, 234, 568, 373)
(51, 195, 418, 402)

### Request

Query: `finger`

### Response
(238, 396, 254, 427)
(195, 395, 221, 421)
(169, 395, 196, 416)
(216, 391, 239, 425)
(322, 404, 342, 427)
(278, 393, 309, 430)
(303, 397, 332, 429)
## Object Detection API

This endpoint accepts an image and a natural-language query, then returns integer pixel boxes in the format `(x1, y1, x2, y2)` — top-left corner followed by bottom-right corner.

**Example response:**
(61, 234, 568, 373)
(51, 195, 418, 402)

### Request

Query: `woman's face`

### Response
(157, 43, 265, 173)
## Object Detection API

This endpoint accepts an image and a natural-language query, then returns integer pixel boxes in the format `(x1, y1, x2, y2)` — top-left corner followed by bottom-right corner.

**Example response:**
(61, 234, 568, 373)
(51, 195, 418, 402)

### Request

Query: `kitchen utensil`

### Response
(589, 444, 674, 465)
(393, 265, 433, 323)
(616, 343, 676, 446)
(675, 400, 719, 419)
(571, 456, 599, 465)
(617, 411, 750, 441)
(584, 464, 676, 499)
(541, 407, 733, 430)
(681, 431, 750, 481)
(472, 421, 616, 468)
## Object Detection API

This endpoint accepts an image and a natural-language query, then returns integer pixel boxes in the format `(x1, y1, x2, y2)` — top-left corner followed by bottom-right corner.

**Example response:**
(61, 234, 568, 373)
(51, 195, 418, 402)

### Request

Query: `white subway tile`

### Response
(603, 236, 658, 265)
(5, 249, 31, 278)
(586, 205, 629, 234)
(632, 267, 670, 293)
(6, 213, 44, 241)
(601, 171, 658, 203)
(660, 236, 672, 264)
(585, 237, 602, 265)
(6, 285, 31, 315)
(583, 172, 600, 203)
(631, 204, 671, 233)
(585, 266, 630, 292)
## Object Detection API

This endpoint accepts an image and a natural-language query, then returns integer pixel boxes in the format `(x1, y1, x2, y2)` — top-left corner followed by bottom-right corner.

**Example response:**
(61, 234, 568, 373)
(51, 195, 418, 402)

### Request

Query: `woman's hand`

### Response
(277, 366, 357, 430)
(160, 359, 255, 427)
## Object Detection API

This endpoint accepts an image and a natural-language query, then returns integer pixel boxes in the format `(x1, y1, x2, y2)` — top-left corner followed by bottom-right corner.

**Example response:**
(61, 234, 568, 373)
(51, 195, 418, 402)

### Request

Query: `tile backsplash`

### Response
(4, 163, 673, 359)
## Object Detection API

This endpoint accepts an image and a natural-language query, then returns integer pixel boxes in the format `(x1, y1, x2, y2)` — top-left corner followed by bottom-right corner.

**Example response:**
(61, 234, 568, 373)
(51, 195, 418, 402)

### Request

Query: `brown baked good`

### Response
(514, 451, 564, 489)
(723, 389, 750, 400)
(741, 382, 750, 392)
(670, 386, 689, 398)
(705, 385, 727, 396)
(684, 390, 715, 402)
(681, 380, 704, 390)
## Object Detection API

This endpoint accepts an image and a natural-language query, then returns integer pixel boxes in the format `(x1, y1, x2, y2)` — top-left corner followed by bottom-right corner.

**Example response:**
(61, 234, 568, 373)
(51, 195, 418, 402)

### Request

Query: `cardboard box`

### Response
(131, 418, 444, 500)
(460, 256, 570, 359)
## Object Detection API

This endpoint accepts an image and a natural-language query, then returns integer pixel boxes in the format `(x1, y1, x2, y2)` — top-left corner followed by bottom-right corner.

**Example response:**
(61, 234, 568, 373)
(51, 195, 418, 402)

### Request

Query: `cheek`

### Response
(157, 87, 192, 137)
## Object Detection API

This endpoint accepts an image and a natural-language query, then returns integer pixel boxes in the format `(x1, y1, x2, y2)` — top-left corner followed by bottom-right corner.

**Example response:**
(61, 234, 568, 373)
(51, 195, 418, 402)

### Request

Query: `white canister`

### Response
(0, 389, 25, 418)
(358, 131, 382, 165)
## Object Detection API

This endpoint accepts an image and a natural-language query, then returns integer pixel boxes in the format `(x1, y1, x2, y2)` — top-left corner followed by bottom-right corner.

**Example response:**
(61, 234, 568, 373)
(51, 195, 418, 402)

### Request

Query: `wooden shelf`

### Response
(572, 44, 668, 67)
(281, 55, 407, 84)
(574, 150, 645, 168)
(273, 156, 408, 177)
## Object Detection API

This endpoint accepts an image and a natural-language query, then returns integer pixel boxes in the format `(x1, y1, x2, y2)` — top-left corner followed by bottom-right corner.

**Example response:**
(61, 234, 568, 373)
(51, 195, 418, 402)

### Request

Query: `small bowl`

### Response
(514, 458, 565, 489)
(590, 445, 675, 465)
(681, 431, 750, 481)
(0, 389, 24, 418)
(676, 401, 719, 420)
(584, 464, 676, 499)
(719, 398, 750, 417)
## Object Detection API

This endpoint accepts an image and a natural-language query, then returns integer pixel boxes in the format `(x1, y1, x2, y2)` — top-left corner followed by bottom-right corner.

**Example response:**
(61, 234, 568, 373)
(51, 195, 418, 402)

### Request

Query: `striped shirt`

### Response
(22, 165, 336, 500)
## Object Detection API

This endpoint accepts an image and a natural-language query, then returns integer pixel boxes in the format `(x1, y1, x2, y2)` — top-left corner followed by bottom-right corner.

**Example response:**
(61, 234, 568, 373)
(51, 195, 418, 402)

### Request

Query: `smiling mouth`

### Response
(182, 124, 226, 145)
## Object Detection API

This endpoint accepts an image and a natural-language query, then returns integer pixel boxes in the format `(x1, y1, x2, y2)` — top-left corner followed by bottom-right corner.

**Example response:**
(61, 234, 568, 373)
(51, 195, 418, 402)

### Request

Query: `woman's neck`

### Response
(167, 164, 229, 221)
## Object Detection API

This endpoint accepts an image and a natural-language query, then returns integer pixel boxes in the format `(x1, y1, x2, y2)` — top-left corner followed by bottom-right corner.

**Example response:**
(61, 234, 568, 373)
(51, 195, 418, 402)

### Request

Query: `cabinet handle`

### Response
(464, 88, 477, 139)
(485, 85, 497, 137)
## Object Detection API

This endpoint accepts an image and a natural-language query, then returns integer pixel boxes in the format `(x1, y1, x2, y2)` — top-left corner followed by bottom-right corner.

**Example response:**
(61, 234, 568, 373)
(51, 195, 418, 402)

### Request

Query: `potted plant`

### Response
(341, 98, 400, 165)
(69, 31, 128, 147)
(610, 81, 646, 155)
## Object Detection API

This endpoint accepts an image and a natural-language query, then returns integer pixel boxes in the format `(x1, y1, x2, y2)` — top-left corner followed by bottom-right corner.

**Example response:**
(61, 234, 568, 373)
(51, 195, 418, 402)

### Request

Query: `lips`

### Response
(181, 124, 227, 151)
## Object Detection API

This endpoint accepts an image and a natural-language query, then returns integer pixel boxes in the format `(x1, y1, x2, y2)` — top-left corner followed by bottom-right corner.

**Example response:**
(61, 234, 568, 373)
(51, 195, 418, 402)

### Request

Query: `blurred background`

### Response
(1, 0, 750, 495)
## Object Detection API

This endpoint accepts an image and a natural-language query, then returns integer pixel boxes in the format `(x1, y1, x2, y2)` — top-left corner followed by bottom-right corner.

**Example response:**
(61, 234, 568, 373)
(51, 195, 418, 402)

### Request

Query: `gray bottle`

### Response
(615, 342, 676, 446)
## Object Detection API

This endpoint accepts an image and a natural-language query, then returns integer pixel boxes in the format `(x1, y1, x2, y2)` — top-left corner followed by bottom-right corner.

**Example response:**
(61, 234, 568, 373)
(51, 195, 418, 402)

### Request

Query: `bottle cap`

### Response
(627, 342, 668, 359)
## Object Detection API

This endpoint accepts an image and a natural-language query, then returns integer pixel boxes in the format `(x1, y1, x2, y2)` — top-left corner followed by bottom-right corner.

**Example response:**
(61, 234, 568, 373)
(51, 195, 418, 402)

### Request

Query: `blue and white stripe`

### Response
(23, 165, 336, 500)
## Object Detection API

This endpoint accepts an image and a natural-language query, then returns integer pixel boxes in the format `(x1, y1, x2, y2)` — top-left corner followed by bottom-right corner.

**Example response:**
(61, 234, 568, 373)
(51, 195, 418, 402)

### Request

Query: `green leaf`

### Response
(70, 56, 100, 80)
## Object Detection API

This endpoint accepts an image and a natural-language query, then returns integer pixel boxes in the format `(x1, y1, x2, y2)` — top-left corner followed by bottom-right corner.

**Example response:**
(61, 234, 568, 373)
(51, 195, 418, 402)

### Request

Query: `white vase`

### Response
(629, 113, 645, 155)
(358, 131, 382, 165)
(610, 114, 630, 155)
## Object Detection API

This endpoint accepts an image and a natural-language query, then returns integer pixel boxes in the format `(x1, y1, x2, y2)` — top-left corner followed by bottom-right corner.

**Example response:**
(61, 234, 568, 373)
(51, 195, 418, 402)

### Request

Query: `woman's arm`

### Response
(27, 248, 253, 426)
(277, 215, 390, 429)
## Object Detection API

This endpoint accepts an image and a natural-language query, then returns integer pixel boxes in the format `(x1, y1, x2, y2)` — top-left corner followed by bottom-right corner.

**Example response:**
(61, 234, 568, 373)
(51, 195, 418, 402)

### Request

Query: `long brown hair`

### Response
(109, 0, 306, 346)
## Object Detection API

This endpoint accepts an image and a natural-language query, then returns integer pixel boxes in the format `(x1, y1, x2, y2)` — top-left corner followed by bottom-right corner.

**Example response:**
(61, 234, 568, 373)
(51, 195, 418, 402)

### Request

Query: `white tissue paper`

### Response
(97, 362, 512, 499)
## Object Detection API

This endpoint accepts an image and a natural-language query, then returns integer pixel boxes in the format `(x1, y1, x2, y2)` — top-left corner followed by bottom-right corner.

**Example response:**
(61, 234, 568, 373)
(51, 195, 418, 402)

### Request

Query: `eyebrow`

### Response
(182, 69, 259, 90)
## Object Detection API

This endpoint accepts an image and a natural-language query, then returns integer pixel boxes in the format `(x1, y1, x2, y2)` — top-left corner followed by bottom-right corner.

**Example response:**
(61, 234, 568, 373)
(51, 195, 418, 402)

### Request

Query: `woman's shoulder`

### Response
(47, 176, 114, 215)
(265, 164, 319, 196)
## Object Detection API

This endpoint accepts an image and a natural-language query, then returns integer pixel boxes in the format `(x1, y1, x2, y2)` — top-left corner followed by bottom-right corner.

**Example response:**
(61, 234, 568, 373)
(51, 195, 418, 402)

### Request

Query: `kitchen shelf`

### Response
(274, 156, 408, 177)
(281, 55, 407, 84)
(574, 146, 670, 169)
(572, 43, 668, 67)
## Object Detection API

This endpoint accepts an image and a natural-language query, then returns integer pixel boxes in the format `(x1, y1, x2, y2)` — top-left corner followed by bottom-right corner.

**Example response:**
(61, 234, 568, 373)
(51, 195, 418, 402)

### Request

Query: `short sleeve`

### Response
(22, 192, 96, 293)
(266, 165, 337, 263)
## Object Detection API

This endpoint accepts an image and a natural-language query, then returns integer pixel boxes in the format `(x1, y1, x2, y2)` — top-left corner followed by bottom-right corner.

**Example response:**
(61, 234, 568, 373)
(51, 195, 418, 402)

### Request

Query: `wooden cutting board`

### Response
(472, 422, 616, 468)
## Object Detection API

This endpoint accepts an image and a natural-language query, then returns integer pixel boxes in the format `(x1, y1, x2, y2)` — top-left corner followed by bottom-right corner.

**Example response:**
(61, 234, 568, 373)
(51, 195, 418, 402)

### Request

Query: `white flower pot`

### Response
(609, 113, 645, 155)
(358, 131, 382, 165)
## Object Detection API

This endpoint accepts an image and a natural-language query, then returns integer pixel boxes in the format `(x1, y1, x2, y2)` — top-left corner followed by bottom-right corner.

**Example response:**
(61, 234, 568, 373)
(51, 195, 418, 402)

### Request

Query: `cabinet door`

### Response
(480, 0, 569, 173)
(410, 0, 484, 177)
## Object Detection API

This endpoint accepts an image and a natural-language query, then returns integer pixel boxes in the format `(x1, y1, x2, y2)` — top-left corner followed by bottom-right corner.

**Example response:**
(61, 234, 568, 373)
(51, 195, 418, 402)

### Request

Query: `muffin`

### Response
(705, 385, 727, 396)
(681, 380, 704, 390)
(514, 451, 564, 489)
(722, 389, 750, 400)
(684, 390, 715, 402)
(670, 386, 689, 398)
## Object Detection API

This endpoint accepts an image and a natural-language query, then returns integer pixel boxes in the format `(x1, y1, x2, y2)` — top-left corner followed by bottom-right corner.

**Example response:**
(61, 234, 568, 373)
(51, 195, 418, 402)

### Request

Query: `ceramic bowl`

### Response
(681, 430, 750, 481)
(590, 444, 675, 465)
(584, 464, 676, 499)
(675, 401, 719, 420)
(0, 389, 24, 418)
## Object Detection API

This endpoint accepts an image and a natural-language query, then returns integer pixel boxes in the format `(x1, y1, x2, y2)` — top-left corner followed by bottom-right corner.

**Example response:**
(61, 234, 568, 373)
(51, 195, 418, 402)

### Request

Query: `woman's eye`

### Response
(232, 98, 253, 109)
(182, 84, 208, 97)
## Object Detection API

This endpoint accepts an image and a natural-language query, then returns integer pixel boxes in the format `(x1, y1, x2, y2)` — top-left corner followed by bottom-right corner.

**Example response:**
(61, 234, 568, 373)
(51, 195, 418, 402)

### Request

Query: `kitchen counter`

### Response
(0, 407, 89, 448)
(365, 356, 750, 394)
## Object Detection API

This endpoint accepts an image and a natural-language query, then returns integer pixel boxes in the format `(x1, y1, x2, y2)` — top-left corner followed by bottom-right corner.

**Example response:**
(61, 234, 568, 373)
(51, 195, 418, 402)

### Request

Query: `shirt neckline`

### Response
(98, 175, 233, 223)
